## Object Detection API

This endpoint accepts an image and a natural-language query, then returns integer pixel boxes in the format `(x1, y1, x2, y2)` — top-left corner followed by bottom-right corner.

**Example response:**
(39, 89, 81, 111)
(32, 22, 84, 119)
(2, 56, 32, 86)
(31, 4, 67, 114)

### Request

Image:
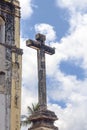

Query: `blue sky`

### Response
(19, 0, 87, 130)
(21, 0, 69, 40)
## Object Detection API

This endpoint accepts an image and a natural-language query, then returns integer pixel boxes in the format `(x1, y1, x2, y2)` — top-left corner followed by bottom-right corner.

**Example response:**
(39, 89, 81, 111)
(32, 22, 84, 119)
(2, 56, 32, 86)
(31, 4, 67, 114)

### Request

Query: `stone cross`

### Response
(26, 33, 55, 111)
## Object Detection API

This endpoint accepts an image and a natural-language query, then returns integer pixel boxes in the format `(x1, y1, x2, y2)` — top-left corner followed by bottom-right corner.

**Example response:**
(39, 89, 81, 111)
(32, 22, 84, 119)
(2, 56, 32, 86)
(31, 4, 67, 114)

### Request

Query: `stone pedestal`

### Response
(28, 110, 58, 130)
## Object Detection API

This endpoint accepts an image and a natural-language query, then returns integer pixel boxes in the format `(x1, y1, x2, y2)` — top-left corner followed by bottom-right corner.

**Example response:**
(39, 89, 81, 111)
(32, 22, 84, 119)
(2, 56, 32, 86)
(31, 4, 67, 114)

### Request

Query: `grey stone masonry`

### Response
(26, 33, 55, 111)
(26, 34, 58, 130)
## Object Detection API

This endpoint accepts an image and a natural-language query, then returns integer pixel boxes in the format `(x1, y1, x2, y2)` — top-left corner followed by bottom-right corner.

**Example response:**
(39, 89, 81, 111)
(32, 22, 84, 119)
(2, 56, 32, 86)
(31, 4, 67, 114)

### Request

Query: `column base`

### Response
(28, 109, 58, 130)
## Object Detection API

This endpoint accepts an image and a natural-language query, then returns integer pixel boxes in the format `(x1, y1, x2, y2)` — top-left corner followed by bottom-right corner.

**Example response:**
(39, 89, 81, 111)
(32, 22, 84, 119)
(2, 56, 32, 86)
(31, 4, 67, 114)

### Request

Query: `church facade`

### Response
(0, 0, 22, 130)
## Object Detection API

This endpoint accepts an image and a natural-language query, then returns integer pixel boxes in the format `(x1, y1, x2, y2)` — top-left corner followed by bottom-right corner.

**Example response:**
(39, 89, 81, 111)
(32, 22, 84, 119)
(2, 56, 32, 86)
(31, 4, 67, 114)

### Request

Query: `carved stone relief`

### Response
(6, 48, 11, 61)
(0, 2, 14, 45)
(5, 60, 11, 94)
(0, 2, 22, 130)
(5, 14, 14, 44)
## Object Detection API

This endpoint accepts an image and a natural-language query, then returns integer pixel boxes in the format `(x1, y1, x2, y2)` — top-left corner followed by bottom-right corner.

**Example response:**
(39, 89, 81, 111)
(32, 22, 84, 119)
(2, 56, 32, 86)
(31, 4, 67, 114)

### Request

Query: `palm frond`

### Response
(34, 103, 39, 112)
(21, 116, 31, 126)
(27, 106, 33, 115)
(21, 103, 39, 126)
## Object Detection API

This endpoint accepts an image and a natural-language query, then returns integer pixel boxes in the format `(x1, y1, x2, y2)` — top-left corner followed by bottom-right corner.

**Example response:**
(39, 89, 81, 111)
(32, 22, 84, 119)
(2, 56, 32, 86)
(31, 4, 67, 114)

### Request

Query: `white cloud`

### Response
(21, 18, 87, 129)
(19, 0, 33, 19)
(20, 38, 38, 112)
(22, 20, 87, 130)
(49, 102, 87, 130)
(43, 1, 87, 130)
(21, 86, 38, 115)
(56, 0, 87, 12)
(20, 1, 87, 130)
(21, 38, 38, 85)
(21, 21, 87, 129)
(56, 0, 87, 32)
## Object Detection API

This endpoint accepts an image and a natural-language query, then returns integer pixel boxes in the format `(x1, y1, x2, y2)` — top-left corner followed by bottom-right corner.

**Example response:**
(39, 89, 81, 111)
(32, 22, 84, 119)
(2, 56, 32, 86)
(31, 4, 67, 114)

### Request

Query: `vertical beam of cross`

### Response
(37, 46, 47, 110)
(26, 33, 55, 111)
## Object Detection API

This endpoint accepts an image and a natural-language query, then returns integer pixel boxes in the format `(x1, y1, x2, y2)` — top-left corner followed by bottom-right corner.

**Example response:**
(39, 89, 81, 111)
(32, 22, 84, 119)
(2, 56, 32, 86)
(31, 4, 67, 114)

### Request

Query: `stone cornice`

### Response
(0, 42, 23, 55)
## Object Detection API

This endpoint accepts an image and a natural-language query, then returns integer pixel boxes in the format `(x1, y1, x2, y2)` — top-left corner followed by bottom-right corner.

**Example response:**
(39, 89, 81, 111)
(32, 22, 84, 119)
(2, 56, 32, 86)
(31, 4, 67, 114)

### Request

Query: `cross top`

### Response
(35, 33, 46, 43)
(26, 33, 55, 55)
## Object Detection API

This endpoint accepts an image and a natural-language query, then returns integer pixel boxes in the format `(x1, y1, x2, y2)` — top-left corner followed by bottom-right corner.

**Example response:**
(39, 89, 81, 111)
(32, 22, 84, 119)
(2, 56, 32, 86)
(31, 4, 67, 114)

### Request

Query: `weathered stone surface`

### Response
(30, 127, 55, 130)
(28, 110, 58, 130)
(0, 1, 22, 130)
(29, 127, 57, 130)
(26, 34, 58, 130)
(26, 34, 55, 111)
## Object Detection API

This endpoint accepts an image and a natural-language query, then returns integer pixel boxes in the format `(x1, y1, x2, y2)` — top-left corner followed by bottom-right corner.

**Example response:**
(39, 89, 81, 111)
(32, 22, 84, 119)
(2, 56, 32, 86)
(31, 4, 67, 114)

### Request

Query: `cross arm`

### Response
(43, 44, 55, 55)
(26, 39, 55, 55)
(26, 39, 41, 50)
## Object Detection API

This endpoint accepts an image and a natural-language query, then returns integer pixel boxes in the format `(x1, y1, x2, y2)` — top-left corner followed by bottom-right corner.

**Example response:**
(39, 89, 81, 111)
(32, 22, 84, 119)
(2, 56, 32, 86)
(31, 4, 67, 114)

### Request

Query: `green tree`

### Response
(21, 103, 39, 126)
